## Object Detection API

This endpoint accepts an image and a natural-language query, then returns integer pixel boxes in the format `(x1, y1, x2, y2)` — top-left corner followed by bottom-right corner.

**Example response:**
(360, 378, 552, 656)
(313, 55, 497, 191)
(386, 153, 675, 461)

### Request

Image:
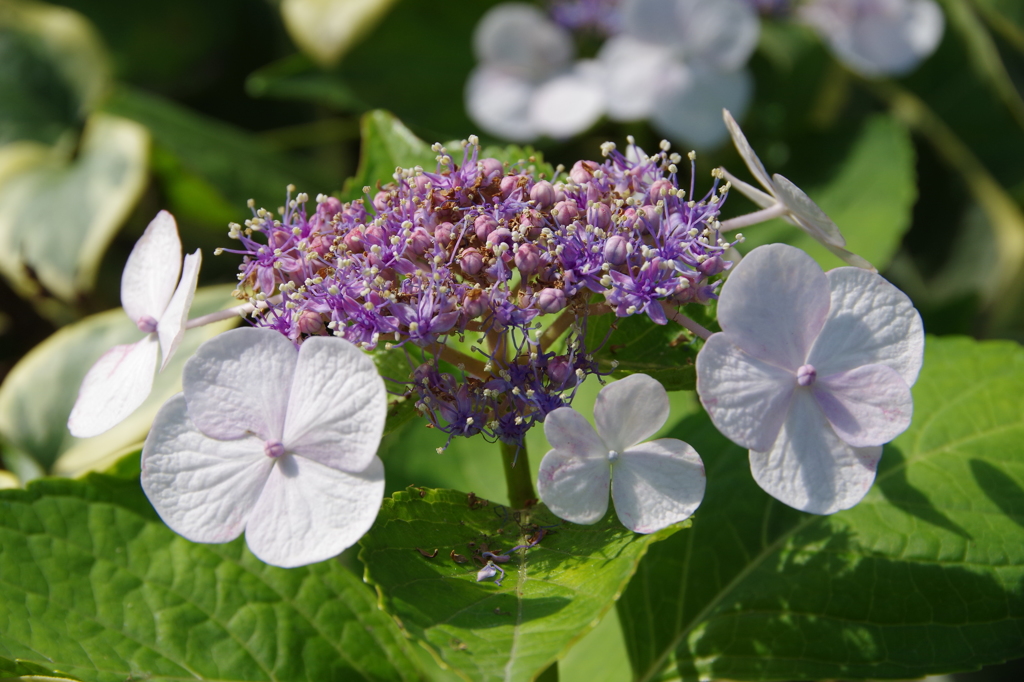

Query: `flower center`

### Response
(136, 315, 159, 333)
(264, 440, 286, 459)
(608, 449, 619, 463)
(796, 364, 817, 387)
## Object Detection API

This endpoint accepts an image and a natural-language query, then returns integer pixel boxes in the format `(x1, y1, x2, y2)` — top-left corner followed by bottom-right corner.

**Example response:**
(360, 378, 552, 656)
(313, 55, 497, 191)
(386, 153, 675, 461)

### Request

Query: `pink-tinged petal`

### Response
(723, 109, 774, 194)
(716, 243, 831, 370)
(721, 169, 775, 209)
(815, 365, 913, 447)
(530, 60, 606, 139)
(808, 267, 924, 385)
(121, 211, 181, 325)
(612, 439, 705, 534)
(750, 390, 882, 515)
(157, 249, 201, 371)
(141, 394, 273, 543)
(244, 454, 384, 568)
(183, 327, 297, 442)
(594, 374, 669, 452)
(67, 336, 159, 438)
(771, 174, 846, 248)
(544, 407, 608, 461)
(282, 336, 386, 472)
(538, 447, 610, 525)
(696, 333, 795, 452)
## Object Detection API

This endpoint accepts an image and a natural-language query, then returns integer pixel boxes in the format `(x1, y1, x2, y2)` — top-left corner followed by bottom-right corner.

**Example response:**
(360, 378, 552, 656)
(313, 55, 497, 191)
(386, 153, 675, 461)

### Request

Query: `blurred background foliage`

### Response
(2, 0, 1024, 678)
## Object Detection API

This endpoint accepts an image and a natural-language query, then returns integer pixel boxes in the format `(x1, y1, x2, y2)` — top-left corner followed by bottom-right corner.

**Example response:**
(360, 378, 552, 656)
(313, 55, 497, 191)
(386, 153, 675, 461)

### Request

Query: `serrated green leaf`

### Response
(585, 313, 703, 392)
(0, 286, 237, 476)
(0, 471, 424, 682)
(617, 335, 1024, 681)
(738, 114, 916, 272)
(0, 655, 80, 680)
(360, 488, 683, 682)
(0, 112, 148, 302)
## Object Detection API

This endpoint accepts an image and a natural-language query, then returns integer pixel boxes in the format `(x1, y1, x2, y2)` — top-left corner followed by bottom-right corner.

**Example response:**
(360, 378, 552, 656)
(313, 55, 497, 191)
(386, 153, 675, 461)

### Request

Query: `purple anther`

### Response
(136, 315, 159, 334)
(797, 364, 817, 387)
(264, 440, 286, 458)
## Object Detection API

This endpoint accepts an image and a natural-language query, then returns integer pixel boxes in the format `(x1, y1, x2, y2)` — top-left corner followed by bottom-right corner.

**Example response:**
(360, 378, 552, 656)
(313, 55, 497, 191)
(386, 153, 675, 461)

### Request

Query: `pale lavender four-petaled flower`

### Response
(696, 243, 924, 514)
(538, 374, 706, 533)
(68, 211, 201, 438)
(141, 327, 387, 568)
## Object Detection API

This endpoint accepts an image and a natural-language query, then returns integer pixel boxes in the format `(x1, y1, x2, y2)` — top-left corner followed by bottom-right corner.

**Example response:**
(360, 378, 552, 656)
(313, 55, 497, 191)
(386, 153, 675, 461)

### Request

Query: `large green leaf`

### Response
(0, 112, 148, 302)
(0, 285, 237, 477)
(0, 654, 80, 680)
(617, 335, 1024, 681)
(360, 488, 682, 682)
(737, 114, 916, 272)
(0, 468, 424, 682)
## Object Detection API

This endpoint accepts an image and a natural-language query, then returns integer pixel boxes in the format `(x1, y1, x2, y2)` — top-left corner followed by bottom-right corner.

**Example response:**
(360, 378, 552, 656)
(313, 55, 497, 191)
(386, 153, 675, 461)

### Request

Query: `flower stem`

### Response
(718, 201, 787, 232)
(660, 302, 713, 340)
(500, 440, 537, 510)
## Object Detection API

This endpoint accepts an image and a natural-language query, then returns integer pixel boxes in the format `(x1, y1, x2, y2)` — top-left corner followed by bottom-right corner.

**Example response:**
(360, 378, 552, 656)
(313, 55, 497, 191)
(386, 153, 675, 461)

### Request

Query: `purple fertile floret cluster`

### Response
(224, 139, 736, 448)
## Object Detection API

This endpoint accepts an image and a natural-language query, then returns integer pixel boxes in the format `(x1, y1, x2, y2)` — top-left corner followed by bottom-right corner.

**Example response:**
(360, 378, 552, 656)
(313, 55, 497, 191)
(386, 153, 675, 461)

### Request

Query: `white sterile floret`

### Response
(720, 110, 876, 271)
(538, 374, 706, 533)
(696, 244, 924, 514)
(141, 327, 387, 568)
(68, 211, 201, 438)
(799, 0, 945, 77)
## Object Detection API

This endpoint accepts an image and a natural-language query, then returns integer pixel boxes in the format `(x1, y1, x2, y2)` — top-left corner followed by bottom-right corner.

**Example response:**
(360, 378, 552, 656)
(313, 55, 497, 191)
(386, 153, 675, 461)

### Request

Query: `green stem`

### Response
(501, 440, 537, 510)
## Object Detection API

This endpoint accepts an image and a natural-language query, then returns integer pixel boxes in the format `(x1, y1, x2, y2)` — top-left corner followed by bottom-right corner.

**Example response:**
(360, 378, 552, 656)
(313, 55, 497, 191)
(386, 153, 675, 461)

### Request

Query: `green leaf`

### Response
(280, 0, 399, 68)
(341, 110, 437, 200)
(0, 285, 237, 476)
(0, 112, 148, 302)
(104, 87, 342, 216)
(0, 0, 111, 146)
(585, 313, 706, 392)
(973, 0, 1024, 55)
(0, 655, 81, 680)
(360, 488, 683, 682)
(617, 335, 1024, 681)
(0, 470, 424, 682)
(737, 114, 917, 272)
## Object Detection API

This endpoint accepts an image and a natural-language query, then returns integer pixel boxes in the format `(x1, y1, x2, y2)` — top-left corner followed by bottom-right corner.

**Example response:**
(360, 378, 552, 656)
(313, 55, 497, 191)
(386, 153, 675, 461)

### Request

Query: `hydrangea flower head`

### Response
(696, 243, 924, 514)
(68, 211, 201, 437)
(538, 374, 706, 533)
(141, 327, 387, 568)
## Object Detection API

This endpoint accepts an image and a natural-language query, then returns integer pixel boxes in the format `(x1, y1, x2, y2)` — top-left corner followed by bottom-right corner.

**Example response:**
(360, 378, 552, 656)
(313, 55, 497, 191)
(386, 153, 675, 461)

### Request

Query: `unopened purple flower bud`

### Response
(343, 229, 365, 253)
(408, 227, 432, 256)
(603, 235, 629, 265)
(487, 228, 512, 249)
(587, 202, 611, 229)
(310, 234, 333, 257)
(552, 200, 579, 226)
(500, 175, 522, 198)
(137, 315, 158, 334)
(435, 222, 454, 244)
(639, 204, 661, 231)
(297, 310, 324, 335)
(515, 243, 541, 275)
(698, 254, 726, 277)
(649, 179, 674, 202)
(364, 224, 385, 245)
(547, 355, 572, 386)
(460, 248, 485, 275)
(536, 287, 567, 314)
(463, 290, 488, 318)
(412, 175, 431, 193)
(372, 191, 390, 213)
(570, 160, 599, 185)
(475, 214, 498, 241)
(479, 157, 504, 181)
(264, 440, 286, 459)
(530, 180, 556, 209)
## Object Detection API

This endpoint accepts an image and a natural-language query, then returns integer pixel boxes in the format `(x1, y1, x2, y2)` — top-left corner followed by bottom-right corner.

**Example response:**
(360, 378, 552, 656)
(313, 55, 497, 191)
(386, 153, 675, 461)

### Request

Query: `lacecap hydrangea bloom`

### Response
(696, 243, 924, 514)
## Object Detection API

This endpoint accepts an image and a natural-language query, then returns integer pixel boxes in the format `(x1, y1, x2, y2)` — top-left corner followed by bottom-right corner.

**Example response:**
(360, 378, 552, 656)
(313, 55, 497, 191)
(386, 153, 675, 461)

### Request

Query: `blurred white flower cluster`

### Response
(465, 0, 944, 147)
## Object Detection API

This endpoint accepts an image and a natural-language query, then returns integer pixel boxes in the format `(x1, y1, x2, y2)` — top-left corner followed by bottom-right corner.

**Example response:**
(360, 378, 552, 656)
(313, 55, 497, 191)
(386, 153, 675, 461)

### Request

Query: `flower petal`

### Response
(696, 333, 795, 452)
(157, 249, 201, 371)
(141, 393, 273, 543)
(821, 242, 877, 271)
(750, 390, 882, 514)
(530, 60, 606, 139)
(244, 454, 384, 568)
(67, 335, 159, 438)
(538, 447, 610, 525)
(815, 364, 913, 447)
(808, 266, 924, 385)
(281, 336, 387, 472)
(721, 169, 775, 210)
(594, 374, 669, 452)
(723, 109, 774, 194)
(674, 0, 760, 72)
(544, 406, 608, 460)
(771, 174, 846, 248)
(465, 66, 539, 142)
(121, 211, 181, 325)
(716, 243, 831, 370)
(599, 37, 683, 122)
(612, 438, 705, 534)
(473, 3, 572, 79)
(183, 327, 297, 441)
(651, 67, 753, 149)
